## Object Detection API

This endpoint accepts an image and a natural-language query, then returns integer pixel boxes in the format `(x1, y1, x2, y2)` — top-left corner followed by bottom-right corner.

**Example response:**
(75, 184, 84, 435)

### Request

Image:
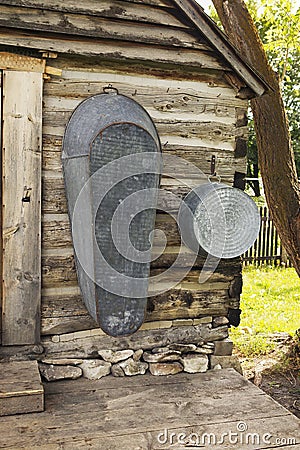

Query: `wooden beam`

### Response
(173, 0, 268, 97)
(0, 361, 44, 416)
(2, 70, 42, 345)
(0, 51, 45, 73)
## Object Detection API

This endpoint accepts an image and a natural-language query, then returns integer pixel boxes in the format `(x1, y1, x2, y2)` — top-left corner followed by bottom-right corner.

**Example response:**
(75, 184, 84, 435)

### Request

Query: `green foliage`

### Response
(248, 0, 300, 177)
(210, 0, 300, 181)
(230, 266, 300, 356)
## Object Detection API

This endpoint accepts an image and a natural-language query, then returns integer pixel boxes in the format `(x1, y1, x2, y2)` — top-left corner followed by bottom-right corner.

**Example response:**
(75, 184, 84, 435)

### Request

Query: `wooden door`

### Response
(1, 61, 43, 345)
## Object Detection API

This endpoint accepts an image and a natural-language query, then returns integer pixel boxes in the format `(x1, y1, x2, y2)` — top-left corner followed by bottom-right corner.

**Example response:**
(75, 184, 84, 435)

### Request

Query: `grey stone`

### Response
(193, 316, 213, 325)
(119, 358, 148, 376)
(44, 324, 228, 357)
(213, 316, 229, 328)
(151, 346, 170, 354)
(41, 358, 84, 366)
(213, 364, 222, 370)
(149, 362, 183, 376)
(39, 363, 82, 381)
(132, 349, 143, 362)
(194, 347, 214, 355)
(210, 355, 243, 375)
(80, 360, 111, 380)
(143, 350, 181, 363)
(173, 319, 194, 327)
(180, 354, 208, 373)
(203, 342, 215, 348)
(98, 349, 134, 363)
(213, 339, 233, 356)
(111, 364, 125, 377)
(168, 343, 197, 353)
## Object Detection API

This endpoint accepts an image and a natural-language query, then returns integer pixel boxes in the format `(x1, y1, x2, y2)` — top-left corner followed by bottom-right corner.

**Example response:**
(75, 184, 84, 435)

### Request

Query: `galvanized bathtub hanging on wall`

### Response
(62, 86, 161, 337)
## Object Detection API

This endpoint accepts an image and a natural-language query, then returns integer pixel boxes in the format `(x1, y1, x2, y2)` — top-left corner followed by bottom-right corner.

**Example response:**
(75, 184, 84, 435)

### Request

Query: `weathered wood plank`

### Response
(24, 417, 299, 450)
(0, 0, 177, 25)
(41, 287, 229, 335)
(0, 51, 45, 72)
(41, 175, 237, 215)
(44, 69, 247, 105)
(1, 0, 177, 21)
(43, 70, 248, 110)
(42, 109, 237, 143)
(2, 71, 42, 345)
(41, 214, 181, 250)
(0, 73, 2, 346)
(43, 88, 243, 118)
(0, 361, 44, 416)
(44, 55, 225, 82)
(42, 253, 77, 287)
(0, 31, 228, 70)
(147, 289, 229, 321)
(43, 95, 238, 125)
(42, 140, 246, 179)
(0, 5, 208, 50)
(41, 250, 234, 288)
(1, 370, 299, 450)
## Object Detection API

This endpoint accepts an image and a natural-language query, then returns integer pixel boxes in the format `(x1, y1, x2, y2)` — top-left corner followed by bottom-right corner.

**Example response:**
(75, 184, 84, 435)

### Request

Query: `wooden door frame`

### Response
(0, 51, 44, 346)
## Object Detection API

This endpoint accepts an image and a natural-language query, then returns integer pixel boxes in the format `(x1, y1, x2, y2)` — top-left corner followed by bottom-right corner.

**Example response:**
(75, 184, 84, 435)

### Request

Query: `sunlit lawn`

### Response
(230, 266, 300, 356)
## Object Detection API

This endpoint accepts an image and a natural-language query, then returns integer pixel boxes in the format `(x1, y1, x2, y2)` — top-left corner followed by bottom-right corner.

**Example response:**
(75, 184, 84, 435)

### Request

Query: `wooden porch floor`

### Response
(0, 368, 299, 449)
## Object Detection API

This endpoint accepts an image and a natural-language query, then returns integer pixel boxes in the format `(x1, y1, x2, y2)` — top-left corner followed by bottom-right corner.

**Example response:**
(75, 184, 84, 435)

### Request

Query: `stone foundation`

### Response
(38, 316, 242, 381)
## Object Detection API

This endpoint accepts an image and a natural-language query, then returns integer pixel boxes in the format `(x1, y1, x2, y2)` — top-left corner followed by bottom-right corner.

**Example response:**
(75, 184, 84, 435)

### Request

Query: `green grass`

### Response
(230, 266, 300, 357)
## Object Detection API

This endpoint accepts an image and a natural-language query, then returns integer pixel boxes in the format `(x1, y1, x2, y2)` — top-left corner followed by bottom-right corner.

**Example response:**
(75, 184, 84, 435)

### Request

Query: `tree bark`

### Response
(212, 0, 300, 275)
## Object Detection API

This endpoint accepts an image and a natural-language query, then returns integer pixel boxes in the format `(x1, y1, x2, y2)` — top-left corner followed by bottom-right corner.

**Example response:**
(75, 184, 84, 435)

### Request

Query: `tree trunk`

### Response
(212, 0, 300, 275)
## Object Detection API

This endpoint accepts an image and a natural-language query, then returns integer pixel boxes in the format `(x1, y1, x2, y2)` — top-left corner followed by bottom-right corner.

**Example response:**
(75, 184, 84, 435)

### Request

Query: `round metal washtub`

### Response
(178, 182, 261, 259)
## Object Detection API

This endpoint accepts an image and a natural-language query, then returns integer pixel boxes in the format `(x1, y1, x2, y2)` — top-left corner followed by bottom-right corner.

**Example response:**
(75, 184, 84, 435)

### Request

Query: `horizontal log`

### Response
(41, 288, 229, 335)
(41, 316, 95, 335)
(42, 254, 77, 288)
(42, 294, 88, 318)
(0, 31, 228, 70)
(147, 289, 229, 321)
(42, 140, 246, 178)
(42, 213, 180, 250)
(42, 214, 241, 278)
(42, 218, 72, 249)
(42, 109, 237, 144)
(43, 98, 237, 128)
(0, 0, 185, 28)
(0, 5, 208, 50)
(45, 69, 247, 103)
(152, 248, 242, 273)
(42, 323, 229, 356)
(42, 176, 237, 215)
(41, 293, 96, 334)
(42, 177, 67, 214)
(44, 70, 247, 107)
(41, 213, 241, 272)
(43, 92, 240, 121)
(46, 55, 231, 85)
(41, 250, 235, 289)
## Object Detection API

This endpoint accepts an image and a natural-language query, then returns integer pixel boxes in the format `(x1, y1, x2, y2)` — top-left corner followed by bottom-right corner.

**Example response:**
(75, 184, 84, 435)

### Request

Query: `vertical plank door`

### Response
(2, 70, 42, 345)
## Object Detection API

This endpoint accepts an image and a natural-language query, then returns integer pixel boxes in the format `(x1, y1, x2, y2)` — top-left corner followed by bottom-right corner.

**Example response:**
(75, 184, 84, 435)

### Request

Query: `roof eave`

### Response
(173, 0, 269, 97)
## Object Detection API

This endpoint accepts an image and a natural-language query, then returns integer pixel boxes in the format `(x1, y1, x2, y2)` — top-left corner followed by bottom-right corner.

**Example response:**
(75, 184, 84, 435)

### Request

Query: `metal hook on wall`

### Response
(103, 84, 119, 95)
(209, 155, 221, 183)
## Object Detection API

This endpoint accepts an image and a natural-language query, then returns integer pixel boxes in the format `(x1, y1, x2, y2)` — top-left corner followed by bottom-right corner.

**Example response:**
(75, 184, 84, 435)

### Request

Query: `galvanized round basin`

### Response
(179, 182, 261, 259)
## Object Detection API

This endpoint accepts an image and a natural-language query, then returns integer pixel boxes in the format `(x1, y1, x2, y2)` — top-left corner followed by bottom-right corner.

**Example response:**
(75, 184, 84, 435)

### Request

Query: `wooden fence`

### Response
(242, 206, 292, 267)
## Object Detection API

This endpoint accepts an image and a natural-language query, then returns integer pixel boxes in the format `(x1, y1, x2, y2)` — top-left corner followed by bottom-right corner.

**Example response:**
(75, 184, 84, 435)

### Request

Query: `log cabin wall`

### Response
(41, 63, 248, 338)
(0, 0, 255, 373)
